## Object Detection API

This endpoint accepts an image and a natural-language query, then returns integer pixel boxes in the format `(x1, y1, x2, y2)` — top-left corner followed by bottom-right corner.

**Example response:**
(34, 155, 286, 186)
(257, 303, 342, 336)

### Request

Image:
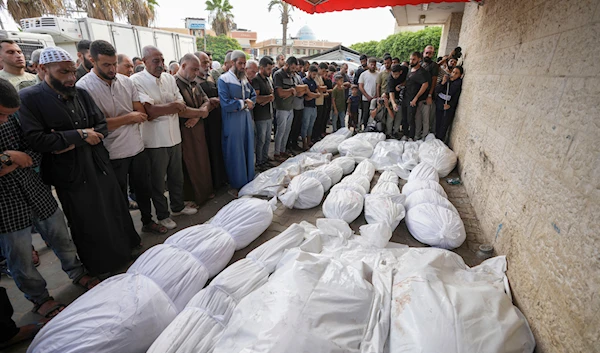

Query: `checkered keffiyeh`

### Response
(39, 47, 75, 65)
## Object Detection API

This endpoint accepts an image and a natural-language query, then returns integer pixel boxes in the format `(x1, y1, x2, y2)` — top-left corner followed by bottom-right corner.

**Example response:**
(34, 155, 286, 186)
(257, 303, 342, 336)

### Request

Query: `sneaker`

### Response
(158, 217, 177, 230)
(171, 206, 198, 216)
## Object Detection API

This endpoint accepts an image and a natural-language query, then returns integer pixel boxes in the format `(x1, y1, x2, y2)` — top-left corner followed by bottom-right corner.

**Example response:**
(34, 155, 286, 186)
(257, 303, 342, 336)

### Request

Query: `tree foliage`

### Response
(205, 0, 234, 36)
(350, 27, 442, 61)
(1, 0, 156, 26)
(200, 34, 242, 64)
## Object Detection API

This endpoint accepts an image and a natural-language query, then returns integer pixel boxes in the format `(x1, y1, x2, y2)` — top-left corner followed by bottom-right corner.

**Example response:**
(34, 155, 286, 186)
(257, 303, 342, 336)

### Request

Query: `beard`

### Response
(423, 56, 432, 63)
(234, 68, 246, 80)
(97, 69, 115, 81)
(83, 57, 94, 70)
(49, 73, 77, 98)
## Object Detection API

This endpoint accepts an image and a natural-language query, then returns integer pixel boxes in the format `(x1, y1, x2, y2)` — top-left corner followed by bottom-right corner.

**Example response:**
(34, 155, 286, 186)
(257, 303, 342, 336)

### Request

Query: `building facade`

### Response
(253, 25, 340, 58)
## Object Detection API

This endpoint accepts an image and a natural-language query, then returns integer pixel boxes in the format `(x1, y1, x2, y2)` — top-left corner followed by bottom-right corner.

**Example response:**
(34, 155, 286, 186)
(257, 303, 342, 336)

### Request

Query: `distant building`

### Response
(253, 25, 341, 58)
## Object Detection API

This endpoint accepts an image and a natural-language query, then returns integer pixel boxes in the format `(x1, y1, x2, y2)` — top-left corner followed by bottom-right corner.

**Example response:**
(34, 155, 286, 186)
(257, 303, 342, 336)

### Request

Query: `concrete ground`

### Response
(1, 157, 485, 353)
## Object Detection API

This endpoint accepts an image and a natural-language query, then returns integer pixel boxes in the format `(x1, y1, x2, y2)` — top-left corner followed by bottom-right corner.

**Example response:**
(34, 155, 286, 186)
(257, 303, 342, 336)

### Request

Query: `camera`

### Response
(451, 47, 462, 60)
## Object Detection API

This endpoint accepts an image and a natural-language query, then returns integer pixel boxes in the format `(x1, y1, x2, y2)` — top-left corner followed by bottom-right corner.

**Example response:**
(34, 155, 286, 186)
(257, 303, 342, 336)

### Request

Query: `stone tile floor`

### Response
(1, 167, 484, 353)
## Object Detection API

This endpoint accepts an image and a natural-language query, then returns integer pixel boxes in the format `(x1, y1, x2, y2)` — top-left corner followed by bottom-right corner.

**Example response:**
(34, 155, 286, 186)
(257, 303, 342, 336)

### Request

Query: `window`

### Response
(302, 49, 306, 55)
(287, 47, 291, 54)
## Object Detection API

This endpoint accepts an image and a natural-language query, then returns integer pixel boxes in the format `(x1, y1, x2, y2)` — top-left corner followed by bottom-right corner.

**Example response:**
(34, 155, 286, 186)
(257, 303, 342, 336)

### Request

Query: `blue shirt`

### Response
(302, 77, 318, 108)
(348, 95, 361, 113)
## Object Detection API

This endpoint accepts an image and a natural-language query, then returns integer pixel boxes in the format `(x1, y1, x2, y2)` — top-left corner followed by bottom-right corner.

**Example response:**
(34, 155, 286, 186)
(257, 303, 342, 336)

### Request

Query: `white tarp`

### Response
(370, 181, 402, 197)
(389, 249, 535, 353)
(238, 168, 289, 197)
(401, 179, 448, 198)
(353, 132, 386, 147)
(353, 159, 376, 181)
(369, 140, 404, 171)
(330, 182, 368, 197)
(405, 203, 466, 249)
(408, 162, 440, 182)
(302, 170, 333, 192)
(28, 274, 178, 353)
(377, 170, 399, 185)
(212, 251, 375, 353)
(338, 137, 374, 162)
(418, 137, 458, 177)
(310, 134, 347, 154)
(278, 174, 324, 209)
(339, 174, 371, 194)
(164, 224, 235, 277)
(314, 163, 344, 185)
(209, 198, 275, 250)
(364, 194, 406, 230)
(127, 244, 210, 311)
(331, 156, 356, 175)
(404, 189, 458, 214)
(323, 189, 364, 223)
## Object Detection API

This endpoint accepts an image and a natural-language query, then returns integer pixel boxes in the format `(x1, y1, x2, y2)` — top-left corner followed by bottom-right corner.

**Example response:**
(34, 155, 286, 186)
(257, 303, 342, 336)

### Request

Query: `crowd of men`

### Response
(0, 36, 463, 347)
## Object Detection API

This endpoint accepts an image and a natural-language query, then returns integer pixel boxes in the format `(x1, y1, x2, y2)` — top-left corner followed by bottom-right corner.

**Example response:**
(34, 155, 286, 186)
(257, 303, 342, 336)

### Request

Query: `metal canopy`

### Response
(281, 0, 472, 14)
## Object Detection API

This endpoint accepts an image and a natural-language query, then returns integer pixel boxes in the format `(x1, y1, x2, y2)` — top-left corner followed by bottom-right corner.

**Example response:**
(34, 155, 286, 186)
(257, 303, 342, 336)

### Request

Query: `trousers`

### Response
(145, 144, 184, 220)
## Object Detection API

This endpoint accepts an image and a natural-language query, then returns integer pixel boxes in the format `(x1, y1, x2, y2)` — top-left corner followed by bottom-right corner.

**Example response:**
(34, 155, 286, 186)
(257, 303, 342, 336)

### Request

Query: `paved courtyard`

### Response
(1, 165, 485, 352)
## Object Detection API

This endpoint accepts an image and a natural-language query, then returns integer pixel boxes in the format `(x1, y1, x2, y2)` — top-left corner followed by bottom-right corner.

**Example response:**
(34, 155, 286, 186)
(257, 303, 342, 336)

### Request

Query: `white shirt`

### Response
(358, 70, 379, 101)
(131, 70, 184, 148)
(76, 72, 144, 160)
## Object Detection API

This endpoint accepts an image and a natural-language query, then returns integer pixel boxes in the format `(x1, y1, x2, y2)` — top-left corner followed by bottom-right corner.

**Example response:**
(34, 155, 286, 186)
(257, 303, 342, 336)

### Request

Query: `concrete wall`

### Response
(438, 12, 463, 56)
(451, 0, 599, 351)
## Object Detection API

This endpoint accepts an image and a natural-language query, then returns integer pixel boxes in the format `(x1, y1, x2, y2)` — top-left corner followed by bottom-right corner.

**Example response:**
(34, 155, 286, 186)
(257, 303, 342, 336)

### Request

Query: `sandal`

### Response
(75, 275, 100, 291)
(32, 298, 66, 319)
(142, 222, 168, 234)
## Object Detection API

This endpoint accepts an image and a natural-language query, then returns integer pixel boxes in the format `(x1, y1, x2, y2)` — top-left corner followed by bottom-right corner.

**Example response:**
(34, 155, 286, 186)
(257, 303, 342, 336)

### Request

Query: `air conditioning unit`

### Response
(20, 16, 83, 43)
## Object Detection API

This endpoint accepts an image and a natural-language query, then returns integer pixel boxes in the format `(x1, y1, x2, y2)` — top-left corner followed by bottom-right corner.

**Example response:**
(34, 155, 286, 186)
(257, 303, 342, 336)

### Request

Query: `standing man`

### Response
(353, 54, 368, 85)
(245, 60, 258, 81)
(1, 78, 100, 320)
(288, 62, 305, 152)
(311, 62, 328, 142)
(18, 47, 140, 275)
(376, 54, 392, 98)
(211, 50, 233, 82)
(75, 40, 93, 81)
(168, 62, 179, 76)
(0, 40, 37, 90)
(435, 66, 463, 143)
(401, 52, 429, 141)
(388, 63, 409, 138)
(419, 45, 439, 138)
(218, 50, 256, 191)
(117, 54, 135, 77)
(358, 57, 379, 130)
(76, 40, 167, 235)
(301, 65, 320, 149)
(252, 56, 275, 171)
(195, 51, 228, 190)
(29, 49, 44, 84)
(272, 53, 286, 77)
(272, 56, 297, 161)
(131, 46, 197, 230)
(132, 57, 144, 67)
(175, 54, 214, 206)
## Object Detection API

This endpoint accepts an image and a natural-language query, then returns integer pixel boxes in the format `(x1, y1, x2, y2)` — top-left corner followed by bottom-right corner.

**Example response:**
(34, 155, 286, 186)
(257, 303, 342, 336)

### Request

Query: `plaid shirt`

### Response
(0, 114, 57, 234)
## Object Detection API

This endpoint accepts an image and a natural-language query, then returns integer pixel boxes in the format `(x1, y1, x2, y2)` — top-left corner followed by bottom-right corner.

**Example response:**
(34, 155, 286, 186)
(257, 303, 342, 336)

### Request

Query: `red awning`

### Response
(282, 0, 471, 14)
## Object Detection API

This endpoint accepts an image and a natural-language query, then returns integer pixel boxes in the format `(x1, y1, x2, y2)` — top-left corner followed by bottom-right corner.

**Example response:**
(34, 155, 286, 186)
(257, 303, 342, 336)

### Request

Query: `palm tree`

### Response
(1, 0, 66, 22)
(205, 0, 234, 36)
(268, 0, 293, 57)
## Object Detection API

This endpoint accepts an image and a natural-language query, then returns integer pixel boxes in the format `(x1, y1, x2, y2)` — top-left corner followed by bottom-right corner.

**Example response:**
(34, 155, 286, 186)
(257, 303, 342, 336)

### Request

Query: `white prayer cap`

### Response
(31, 49, 43, 64)
(39, 47, 75, 65)
(230, 50, 246, 61)
(212, 61, 221, 70)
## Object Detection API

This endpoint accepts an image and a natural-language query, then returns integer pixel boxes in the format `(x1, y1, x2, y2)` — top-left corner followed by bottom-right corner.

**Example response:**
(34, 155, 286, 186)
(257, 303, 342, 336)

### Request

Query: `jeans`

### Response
(301, 107, 318, 138)
(145, 144, 184, 220)
(275, 109, 293, 154)
(333, 111, 346, 131)
(111, 150, 153, 225)
(402, 104, 419, 139)
(0, 208, 85, 305)
(288, 109, 303, 149)
(255, 119, 272, 165)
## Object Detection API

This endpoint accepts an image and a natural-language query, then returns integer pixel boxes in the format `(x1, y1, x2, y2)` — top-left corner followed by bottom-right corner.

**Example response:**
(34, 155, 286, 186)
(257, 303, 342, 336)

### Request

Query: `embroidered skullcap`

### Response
(230, 50, 246, 61)
(39, 47, 75, 65)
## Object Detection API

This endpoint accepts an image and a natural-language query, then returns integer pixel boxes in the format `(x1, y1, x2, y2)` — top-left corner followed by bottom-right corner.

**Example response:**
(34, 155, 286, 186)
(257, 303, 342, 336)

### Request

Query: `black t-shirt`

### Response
(421, 60, 439, 87)
(252, 73, 273, 121)
(387, 66, 408, 95)
(403, 67, 430, 106)
(323, 77, 333, 108)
